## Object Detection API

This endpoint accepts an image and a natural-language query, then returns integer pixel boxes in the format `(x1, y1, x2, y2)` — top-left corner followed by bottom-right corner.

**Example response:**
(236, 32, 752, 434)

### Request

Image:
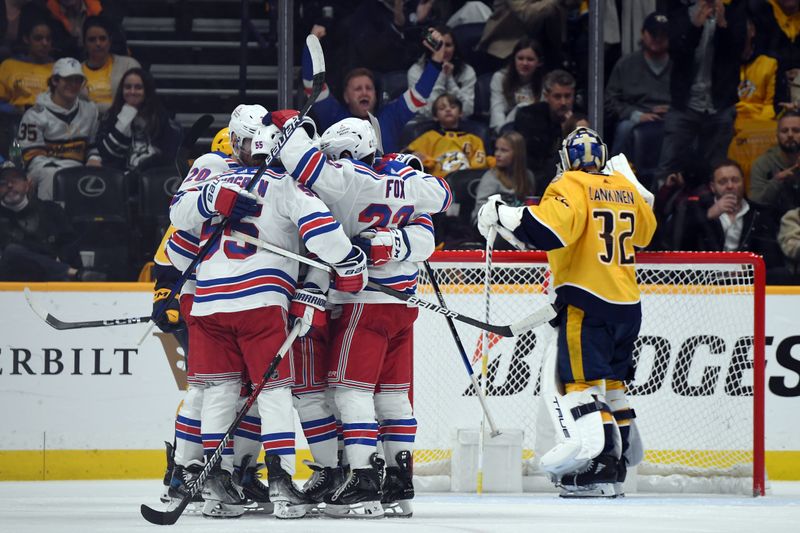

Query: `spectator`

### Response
(477, 0, 564, 72)
(0, 166, 105, 281)
(471, 129, 533, 225)
(727, 17, 778, 187)
(303, 28, 446, 153)
(18, 57, 101, 200)
(489, 37, 544, 134)
(0, 16, 54, 158)
(777, 206, 800, 283)
(561, 111, 590, 137)
(45, 0, 101, 55)
(656, 0, 748, 189)
(407, 25, 477, 118)
(670, 159, 782, 270)
(406, 93, 488, 177)
(80, 15, 141, 114)
(97, 68, 180, 173)
(749, 111, 800, 216)
(604, 11, 671, 159)
(750, 0, 800, 113)
(513, 69, 576, 193)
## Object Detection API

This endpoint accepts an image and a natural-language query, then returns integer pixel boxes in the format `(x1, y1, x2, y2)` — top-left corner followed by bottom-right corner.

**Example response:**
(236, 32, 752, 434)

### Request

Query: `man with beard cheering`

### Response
(750, 111, 800, 216)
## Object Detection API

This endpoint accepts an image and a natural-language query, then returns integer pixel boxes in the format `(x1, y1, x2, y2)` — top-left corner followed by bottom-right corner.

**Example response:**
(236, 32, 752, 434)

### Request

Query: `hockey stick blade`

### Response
(23, 287, 151, 330)
(229, 230, 550, 337)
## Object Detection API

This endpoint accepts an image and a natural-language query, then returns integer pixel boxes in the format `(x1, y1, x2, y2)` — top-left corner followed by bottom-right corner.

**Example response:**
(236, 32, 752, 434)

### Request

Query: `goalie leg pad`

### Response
(539, 386, 610, 478)
(294, 391, 339, 467)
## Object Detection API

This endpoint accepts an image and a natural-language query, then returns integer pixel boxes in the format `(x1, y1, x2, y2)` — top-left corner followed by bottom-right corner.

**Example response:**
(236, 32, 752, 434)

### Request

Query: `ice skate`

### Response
(381, 451, 414, 517)
(266, 455, 311, 519)
(201, 465, 245, 518)
(558, 454, 619, 499)
(165, 459, 204, 511)
(302, 461, 344, 513)
(324, 454, 384, 519)
(159, 441, 175, 504)
(235, 454, 273, 514)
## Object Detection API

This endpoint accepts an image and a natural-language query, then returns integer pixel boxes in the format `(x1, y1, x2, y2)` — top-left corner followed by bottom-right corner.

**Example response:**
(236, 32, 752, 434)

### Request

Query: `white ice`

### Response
(1, 480, 799, 533)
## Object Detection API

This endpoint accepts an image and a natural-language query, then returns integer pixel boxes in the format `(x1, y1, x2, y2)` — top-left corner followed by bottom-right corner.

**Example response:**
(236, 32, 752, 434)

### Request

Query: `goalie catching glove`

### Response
(289, 288, 327, 337)
(332, 246, 368, 293)
(352, 227, 410, 266)
(199, 181, 259, 221)
(152, 288, 183, 334)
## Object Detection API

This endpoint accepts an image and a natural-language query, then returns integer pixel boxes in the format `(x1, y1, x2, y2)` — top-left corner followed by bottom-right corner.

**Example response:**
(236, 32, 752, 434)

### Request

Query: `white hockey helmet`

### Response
(250, 123, 281, 159)
(320, 117, 377, 161)
(229, 104, 268, 160)
(558, 126, 607, 172)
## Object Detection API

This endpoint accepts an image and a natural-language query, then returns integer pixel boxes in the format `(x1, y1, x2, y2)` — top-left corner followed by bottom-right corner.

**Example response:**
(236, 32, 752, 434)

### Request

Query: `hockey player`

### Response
(270, 113, 451, 518)
(18, 57, 101, 200)
(476, 127, 656, 497)
(169, 122, 369, 518)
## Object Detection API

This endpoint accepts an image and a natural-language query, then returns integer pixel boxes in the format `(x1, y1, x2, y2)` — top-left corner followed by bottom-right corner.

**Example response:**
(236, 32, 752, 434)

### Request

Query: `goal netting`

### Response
(412, 250, 766, 496)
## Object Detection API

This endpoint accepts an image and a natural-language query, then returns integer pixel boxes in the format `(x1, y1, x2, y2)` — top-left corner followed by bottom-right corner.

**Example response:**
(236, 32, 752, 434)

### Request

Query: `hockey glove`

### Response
(152, 287, 184, 333)
(352, 227, 409, 266)
(266, 109, 317, 138)
(200, 181, 259, 221)
(476, 195, 505, 239)
(289, 288, 327, 337)
(332, 246, 368, 293)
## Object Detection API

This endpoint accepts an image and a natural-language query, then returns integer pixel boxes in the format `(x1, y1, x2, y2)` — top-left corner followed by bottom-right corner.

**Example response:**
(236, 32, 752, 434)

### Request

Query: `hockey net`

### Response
(412, 250, 766, 496)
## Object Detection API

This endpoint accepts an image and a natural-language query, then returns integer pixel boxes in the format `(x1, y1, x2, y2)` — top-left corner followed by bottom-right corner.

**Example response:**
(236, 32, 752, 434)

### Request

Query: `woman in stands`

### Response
(489, 37, 544, 134)
(97, 67, 180, 173)
(471, 130, 533, 225)
(81, 15, 140, 114)
(407, 25, 477, 118)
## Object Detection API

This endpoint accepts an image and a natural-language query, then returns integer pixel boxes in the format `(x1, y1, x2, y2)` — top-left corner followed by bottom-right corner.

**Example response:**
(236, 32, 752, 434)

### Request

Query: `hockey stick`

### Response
(146, 34, 326, 332)
(422, 261, 500, 437)
(229, 230, 558, 337)
(477, 226, 496, 495)
(140, 321, 303, 525)
(23, 287, 150, 330)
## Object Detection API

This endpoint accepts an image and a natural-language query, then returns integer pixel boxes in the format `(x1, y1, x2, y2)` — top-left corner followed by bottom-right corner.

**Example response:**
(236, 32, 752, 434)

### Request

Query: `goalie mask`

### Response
(559, 126, 607, 172)
(229, 104, 268, 162)
(211, 127, 233, 156)
(320, 117, 377, 162)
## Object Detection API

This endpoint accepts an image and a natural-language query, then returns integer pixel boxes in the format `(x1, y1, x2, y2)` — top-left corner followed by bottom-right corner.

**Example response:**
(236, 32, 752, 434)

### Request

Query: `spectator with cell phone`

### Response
(750, 111, 800, 216)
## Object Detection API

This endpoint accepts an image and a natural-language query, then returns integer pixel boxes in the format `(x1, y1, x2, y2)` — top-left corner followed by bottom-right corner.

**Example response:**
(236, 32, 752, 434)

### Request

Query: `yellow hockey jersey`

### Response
(407, 129, 488, 177)
(517, 169, 657, 320)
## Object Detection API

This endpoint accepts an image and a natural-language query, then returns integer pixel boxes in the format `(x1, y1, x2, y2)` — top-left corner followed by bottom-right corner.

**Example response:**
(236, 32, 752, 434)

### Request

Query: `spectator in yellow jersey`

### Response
(80, 15, 140, 114)
(471, 130, 533, 225)
(406, 93, 488, 177)
(477, 127, 656, 498)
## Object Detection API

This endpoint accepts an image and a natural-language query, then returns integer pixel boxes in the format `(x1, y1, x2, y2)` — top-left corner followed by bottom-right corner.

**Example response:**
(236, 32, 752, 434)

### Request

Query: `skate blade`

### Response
(558, 483, 617, 499)
(273, 500, 308, 519)
(382, 499, 413, 517)
(324, 500, 385, 519)
(202, 501, 245, 518)
(244, 500, 275, 514)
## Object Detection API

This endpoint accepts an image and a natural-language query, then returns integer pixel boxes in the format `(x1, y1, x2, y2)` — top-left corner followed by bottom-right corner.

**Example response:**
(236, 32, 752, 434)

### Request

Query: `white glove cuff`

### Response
(497, 204, 524, 232)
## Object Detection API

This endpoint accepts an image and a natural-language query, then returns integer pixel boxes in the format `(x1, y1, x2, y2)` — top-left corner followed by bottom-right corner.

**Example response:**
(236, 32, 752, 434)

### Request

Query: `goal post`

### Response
(412, 250, 766, 496)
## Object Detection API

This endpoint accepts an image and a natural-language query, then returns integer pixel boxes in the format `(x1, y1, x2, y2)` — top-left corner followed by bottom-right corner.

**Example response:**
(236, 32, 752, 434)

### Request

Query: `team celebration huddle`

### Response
(141, 34, 655, 524)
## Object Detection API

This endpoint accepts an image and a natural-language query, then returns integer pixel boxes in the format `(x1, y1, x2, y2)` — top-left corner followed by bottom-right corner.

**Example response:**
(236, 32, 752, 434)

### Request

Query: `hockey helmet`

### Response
(381, 152, 424, 171)
(229, 104, 268, 160)
(558, 126, 607, 172)
(211, 127, 233, 156)
(320, 118, 377, 161)
(250, 123, 281, 160)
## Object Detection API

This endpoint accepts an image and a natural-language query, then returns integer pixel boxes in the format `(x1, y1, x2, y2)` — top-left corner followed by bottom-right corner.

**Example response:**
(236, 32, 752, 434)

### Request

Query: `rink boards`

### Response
(1, 282, 799, 481)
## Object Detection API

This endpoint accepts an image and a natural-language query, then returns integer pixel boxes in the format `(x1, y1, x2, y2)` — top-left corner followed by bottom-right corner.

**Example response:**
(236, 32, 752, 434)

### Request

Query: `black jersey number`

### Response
(593, 209, 635, 265)
(17, 123, 36, 142)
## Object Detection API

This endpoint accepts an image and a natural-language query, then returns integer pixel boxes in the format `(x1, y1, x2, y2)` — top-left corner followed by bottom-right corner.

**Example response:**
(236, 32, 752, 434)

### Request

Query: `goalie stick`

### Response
(146, 34, 327, 334)
(23, 287, 150, 330)
(422, 261, 500, 437)
(229, 230, 558, 337)
(140, 321, 302, 525)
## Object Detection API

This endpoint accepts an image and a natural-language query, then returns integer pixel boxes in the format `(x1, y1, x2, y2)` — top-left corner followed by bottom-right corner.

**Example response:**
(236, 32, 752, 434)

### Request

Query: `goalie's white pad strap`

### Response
(539, 388, 608, 478)
(606, 153, 654, 208)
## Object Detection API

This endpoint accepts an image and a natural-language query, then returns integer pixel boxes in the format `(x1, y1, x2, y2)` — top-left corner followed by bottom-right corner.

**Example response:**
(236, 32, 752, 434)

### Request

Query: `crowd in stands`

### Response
(2, 0, 800, 285)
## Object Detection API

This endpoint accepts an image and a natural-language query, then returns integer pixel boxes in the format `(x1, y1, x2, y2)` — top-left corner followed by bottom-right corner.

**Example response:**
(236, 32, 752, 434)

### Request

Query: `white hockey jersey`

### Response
(280, 133, 452, 304)
(165, 151, 242, 296)
(169, 165, 355, 316)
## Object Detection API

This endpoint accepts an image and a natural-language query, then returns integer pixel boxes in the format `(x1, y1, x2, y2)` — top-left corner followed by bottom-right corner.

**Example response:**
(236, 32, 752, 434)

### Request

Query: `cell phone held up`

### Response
(424, 29, 443, 52)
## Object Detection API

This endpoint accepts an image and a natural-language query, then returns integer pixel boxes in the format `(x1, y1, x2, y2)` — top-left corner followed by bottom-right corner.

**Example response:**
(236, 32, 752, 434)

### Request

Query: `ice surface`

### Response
(1, 480, 799, 533)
